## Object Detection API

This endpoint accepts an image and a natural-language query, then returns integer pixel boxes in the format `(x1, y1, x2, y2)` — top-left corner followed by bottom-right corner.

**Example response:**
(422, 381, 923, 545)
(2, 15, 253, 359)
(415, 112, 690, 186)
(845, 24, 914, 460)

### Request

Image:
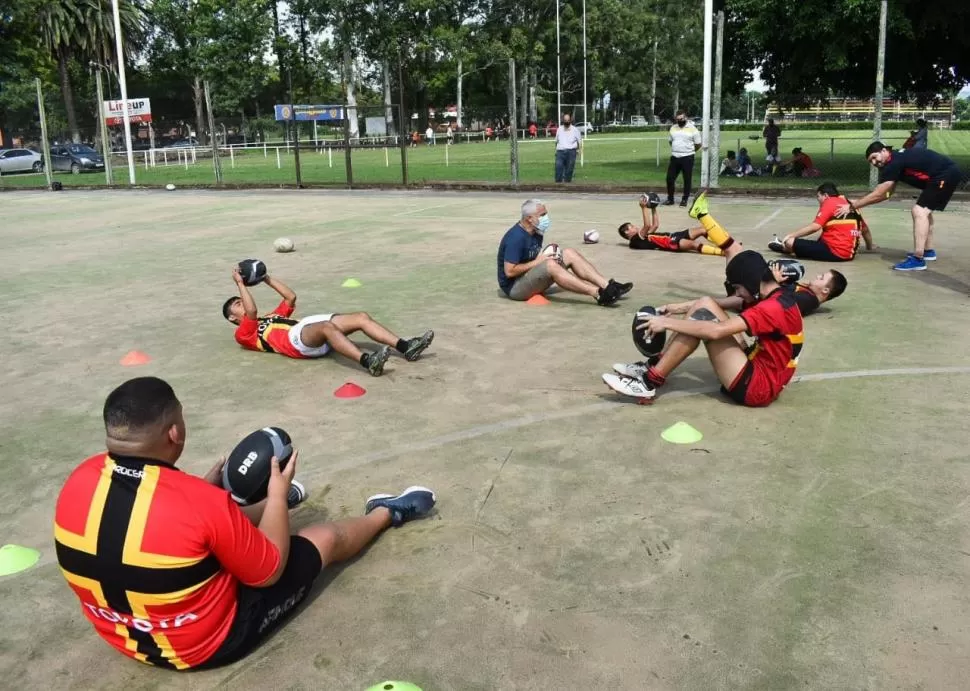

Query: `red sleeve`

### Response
(272, 300, 294, 318)
(740, 297, 782, 337)
(813, 197, 839, 226)
(203, 493, 281, 586)
(234, 318, 259, 348)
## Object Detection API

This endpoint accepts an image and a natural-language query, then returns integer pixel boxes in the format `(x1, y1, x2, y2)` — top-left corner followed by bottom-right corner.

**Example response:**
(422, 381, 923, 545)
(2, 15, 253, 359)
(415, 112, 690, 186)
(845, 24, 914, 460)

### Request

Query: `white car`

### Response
(574, 122, 597, 135)
(0, 148, 44, 174)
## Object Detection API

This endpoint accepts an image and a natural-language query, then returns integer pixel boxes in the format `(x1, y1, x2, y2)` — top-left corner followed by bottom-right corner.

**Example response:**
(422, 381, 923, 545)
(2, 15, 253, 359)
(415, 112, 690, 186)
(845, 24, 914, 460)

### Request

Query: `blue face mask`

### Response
(536, 214, 551, 234)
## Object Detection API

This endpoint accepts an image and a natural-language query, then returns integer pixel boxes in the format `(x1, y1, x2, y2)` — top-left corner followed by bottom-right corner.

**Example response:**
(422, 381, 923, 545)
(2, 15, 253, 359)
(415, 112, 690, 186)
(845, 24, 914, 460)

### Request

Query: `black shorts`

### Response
(197, 536, 323, 669)
(721, 360, 755, 405)
(916, 169, 962, 211)
(791, 238, 851, 262)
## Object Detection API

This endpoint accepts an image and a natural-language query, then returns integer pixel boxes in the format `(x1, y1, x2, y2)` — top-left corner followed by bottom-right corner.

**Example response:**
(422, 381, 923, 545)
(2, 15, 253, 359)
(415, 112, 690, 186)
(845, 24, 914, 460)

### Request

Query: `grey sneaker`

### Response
(287, 479, 307, 509)
(404, 330, 435, 361)
(365, 345, 391, 376)
(365, 486, 437, 527)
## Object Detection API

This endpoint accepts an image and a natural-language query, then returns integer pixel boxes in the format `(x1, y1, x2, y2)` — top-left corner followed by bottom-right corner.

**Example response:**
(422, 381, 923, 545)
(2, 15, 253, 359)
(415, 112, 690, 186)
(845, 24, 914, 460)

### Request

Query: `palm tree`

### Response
(38, 0, 145, 143)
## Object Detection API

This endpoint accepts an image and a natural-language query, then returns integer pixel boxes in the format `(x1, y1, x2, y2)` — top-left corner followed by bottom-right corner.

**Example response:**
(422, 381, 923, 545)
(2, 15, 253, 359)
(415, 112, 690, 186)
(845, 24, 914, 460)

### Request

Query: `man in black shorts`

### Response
(839, 142, 964, 271)
(54, 376, 436, 670)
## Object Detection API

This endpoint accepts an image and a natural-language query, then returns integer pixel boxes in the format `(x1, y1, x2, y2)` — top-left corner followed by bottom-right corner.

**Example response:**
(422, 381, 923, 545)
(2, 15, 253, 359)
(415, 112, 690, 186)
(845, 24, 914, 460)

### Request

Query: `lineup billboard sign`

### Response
(274, 104, 344, 122)
(103, 99, 152, 126)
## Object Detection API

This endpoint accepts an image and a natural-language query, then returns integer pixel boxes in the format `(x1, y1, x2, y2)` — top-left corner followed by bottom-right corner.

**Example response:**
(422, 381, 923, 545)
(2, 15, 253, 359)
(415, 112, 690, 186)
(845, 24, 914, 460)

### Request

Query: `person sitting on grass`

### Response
(498, 198, 633, 305)
(777, 147, 818, 177)
(222, 268, 433, 377)
(768, 182, 874, 262)
(617, 192, 724, 256)
(54, 376, 436, 670)
(602, 248, 804, 407)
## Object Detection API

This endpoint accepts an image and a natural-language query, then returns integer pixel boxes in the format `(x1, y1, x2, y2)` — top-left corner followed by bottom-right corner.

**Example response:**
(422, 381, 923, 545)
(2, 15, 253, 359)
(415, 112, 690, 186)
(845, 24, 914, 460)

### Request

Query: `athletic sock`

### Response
(699, 215, 735, 250)
(359, 353, 370, 368)
(646, 366, 666, 388)
(395, 338, 409, 354)
(700, 245, 724, 256)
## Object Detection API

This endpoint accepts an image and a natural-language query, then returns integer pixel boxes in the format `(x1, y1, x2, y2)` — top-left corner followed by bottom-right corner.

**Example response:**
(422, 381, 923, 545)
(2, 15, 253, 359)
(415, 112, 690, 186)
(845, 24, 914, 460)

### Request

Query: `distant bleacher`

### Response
(766, 98, 954, 126)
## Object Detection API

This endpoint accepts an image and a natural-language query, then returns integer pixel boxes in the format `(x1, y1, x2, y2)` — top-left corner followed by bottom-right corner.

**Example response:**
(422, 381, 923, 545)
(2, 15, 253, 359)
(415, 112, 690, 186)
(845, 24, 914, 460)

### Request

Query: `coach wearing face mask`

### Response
(496, 199, 631, 305)
(554, 114, 582, 183)
(665, 110, 702, 207)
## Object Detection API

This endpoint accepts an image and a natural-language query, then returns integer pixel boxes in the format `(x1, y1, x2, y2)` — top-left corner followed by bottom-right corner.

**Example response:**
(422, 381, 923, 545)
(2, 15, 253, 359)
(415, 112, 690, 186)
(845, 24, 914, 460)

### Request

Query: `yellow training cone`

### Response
(661, 421, 703, 444)
(0, 544, 40, 576)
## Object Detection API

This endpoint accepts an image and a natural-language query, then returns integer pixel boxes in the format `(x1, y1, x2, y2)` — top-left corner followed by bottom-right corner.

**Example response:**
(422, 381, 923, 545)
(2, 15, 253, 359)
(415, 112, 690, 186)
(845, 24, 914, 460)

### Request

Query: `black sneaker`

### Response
(365, 486, 437, 527)
(596, 282, 620, 306)
(663, 198, 675, 206)
(679, 198, 689, 207)
(767, 236, 786, 254)
(609, 279, 634, 297)
(365, 345, 391, 376)
(404, 330, 434, 362)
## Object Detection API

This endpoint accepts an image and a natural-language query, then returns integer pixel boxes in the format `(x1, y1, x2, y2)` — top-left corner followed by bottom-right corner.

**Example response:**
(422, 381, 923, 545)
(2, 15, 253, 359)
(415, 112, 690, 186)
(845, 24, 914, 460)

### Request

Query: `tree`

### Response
(725, 0, 970, 105)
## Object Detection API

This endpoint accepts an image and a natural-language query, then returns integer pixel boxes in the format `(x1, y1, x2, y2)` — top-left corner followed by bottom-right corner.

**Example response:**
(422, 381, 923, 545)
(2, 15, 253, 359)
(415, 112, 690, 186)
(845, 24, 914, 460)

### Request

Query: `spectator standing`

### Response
(763, 118, 781, 161)
(554, 114, 582, 183)
(664, 110, 702, 206)
(425, 125, 435, 146)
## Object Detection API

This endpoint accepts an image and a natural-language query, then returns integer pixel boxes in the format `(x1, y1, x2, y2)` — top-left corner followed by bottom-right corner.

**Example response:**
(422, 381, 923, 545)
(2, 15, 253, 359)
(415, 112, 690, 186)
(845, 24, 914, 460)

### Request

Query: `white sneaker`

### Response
(613, 362, 648, 378)
(602, 372, 656, 399)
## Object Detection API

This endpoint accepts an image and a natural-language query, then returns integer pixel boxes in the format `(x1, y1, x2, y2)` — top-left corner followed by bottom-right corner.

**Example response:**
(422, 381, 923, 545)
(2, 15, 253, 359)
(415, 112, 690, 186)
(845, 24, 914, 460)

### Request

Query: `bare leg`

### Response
(300, 321, 365, 361)
(926, 211, 935, 251)
(561, 248, 609, 289)
(330, 312, 401, 347)
(547, 261, 600, 298)
(654, 297, 740, 379)
(297, 508, 392, 565)
(702, 336, 751, 389)
(912, 205, 931, 257)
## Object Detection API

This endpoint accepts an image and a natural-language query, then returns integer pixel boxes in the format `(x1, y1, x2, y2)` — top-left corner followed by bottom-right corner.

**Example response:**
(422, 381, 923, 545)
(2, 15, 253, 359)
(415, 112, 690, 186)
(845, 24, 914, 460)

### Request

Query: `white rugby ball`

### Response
(273, 237, 295, 253)
(583, 229, 600, 244)
(541, 243, 561, 257)
(165, 183, 176, 191)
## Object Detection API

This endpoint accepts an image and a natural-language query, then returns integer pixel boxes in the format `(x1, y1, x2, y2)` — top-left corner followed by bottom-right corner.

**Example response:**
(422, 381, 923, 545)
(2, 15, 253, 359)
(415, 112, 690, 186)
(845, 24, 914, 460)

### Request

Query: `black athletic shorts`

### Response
(791, 238, 850, 262)
(196, 535, 323, 669)
(916, 169, 963, 211)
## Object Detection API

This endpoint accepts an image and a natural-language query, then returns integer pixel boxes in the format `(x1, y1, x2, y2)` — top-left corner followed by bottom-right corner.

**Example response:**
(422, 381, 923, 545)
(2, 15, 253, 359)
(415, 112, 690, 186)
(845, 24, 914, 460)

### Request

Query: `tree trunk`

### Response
(528, 69, 537, 122)
(270, 1, 285, 101)
(456, 59, 463, 129)
(58, 53, 80, 143)
(519, 65, 528, 127)
(192, 76, 206, 145)
(343, 45, 359, 138)
(383, 60, 394, 135)
(650, 38, 658, 123)
(673, 76, 680, 116)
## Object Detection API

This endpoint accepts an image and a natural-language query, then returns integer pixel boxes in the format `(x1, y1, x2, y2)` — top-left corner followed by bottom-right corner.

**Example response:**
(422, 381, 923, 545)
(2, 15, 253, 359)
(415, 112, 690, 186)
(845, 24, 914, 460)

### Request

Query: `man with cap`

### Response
(602, 193, 804, 407)
(838, 141, 963, 271)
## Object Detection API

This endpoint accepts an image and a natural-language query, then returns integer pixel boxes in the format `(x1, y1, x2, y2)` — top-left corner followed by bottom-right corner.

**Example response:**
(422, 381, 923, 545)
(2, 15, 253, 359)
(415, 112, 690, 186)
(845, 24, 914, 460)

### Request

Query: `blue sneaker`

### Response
(365, 486, 436, 526)
(893, 256, 927, 271)
(908, 249, 937, 261)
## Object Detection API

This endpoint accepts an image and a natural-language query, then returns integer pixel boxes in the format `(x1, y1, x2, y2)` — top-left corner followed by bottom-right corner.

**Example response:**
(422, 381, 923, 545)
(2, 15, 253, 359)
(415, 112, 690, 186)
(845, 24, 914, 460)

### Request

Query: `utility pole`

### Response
(870, 0, 888, 189)
(94, 68, 113, 185)
(709, 10, 724, 188)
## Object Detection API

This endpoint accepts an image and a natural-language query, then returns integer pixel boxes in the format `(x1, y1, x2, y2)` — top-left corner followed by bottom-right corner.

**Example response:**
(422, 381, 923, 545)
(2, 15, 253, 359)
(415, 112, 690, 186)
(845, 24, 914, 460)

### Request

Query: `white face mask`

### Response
(536, 214, 551, 235)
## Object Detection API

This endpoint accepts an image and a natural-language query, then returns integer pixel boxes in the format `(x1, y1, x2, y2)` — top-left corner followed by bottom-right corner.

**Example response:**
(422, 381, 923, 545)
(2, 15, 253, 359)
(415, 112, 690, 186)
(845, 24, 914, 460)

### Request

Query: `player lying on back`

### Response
(617, 192, 724, 255)
(602, 249, 804, 407)
(222, 267, 433, 377)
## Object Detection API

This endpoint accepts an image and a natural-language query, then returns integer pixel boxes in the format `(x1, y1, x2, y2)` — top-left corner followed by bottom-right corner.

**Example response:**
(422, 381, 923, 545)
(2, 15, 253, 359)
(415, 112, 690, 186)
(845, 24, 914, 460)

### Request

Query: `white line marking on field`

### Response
(753, 208, 783, 229)
(393, 202, 460, 217)
(326, 366, 970, 474)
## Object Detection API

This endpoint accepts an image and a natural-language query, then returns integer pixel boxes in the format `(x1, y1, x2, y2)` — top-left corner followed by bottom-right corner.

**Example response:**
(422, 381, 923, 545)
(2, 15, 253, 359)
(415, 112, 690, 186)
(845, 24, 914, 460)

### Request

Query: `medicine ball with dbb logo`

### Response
(222, 427, 293, 505)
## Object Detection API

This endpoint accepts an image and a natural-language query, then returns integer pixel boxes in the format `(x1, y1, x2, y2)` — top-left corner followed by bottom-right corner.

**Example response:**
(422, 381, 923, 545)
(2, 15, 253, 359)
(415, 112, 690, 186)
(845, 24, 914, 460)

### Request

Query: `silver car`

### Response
(0, 148, 44, 174)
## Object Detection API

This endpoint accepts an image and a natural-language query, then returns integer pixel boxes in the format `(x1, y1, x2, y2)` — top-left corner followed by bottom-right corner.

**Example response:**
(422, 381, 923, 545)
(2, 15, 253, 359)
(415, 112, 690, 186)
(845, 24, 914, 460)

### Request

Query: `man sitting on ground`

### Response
(768, 182, 874, 262)
(602, 248, 804, 407)
(54, 376, 436, 669)
(498, 198, 632, 305)
(223, 268, 433, 376)
(618, 193, 724, 256)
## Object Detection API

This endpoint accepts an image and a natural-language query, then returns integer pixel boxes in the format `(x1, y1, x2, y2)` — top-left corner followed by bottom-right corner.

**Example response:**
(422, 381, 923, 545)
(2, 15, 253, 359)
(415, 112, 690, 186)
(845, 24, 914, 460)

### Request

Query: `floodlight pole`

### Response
(111, 0, 136, 186)
(871, 0, 888, 189)
(556, 0, 562, 122)
(699, 0, 713, 188)
(582, 0, 587, 165)
(709, 10, 724, 189)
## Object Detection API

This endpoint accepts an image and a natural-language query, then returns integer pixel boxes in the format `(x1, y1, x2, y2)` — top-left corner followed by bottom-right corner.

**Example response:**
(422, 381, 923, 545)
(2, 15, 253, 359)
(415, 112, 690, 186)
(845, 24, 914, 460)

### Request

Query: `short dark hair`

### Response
(916, 118, 927, 128)
(865, 141, 887, 157)
(103, 377, 180, 435)
(222, 296, 240, 321)
(816, 182, 839, 197)
(827, 270, 848, 300)
(618, 222, 632, 239)
(675, 110, 686, 117)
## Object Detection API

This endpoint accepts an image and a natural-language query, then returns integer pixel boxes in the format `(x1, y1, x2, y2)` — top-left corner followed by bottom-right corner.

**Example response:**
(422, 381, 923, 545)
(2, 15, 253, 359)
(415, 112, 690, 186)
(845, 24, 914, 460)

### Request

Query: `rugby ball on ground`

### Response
(274, 237, 295, 253)
(222, 427, 294, 505)
(583, 229, 600, 244)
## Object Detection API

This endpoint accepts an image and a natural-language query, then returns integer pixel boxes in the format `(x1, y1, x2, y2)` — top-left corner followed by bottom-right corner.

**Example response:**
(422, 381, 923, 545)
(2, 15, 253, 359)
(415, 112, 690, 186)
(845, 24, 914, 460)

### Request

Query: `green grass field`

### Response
(2, 128, 969, 192)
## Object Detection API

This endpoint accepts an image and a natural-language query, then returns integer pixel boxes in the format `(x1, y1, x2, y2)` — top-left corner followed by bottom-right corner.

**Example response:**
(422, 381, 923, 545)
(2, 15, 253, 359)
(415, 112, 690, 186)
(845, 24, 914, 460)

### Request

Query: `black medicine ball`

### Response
(222, 427, 293, 505)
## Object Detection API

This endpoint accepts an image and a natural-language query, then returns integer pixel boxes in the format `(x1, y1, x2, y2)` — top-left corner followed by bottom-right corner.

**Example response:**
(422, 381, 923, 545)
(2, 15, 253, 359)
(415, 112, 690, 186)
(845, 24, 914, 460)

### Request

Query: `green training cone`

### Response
(661, 421, 703, 444)
(0, 544, 40, 576)
(341, 278, 362, 288)
(365, 683, 423, 691)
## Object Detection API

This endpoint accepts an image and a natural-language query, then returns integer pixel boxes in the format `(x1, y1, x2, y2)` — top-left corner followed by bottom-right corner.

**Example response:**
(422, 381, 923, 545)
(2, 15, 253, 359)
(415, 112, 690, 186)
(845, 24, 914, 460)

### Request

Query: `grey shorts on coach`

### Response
(507, 260, 555, 300)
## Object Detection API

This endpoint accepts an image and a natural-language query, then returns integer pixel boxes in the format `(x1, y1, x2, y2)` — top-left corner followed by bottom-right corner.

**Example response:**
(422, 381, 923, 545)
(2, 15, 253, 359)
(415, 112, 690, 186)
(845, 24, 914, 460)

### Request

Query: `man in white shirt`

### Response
(665, 110, 702, 207)
(425, 125, 435, 146)
(554, 114, 582, 183)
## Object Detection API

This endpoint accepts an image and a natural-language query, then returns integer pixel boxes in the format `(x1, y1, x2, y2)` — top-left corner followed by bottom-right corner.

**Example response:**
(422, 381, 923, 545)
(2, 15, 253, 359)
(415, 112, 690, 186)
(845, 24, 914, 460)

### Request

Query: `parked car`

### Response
(0, 148, 44, 174)
(163, 138, 200, 149)
(574, 121, 597, 135)
(50, 144, 105, 174)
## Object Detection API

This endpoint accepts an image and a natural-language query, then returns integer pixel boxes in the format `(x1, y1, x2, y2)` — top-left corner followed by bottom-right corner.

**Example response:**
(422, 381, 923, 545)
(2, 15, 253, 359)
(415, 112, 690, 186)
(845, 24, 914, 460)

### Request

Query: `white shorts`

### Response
(288, 314, 335, 358)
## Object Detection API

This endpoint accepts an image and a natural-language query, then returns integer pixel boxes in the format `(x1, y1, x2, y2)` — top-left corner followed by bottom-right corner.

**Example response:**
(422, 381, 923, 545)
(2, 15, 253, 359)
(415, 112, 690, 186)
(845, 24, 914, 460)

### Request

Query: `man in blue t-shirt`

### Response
(839, 142, 964, 271)
(497, 199, 632, 305)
